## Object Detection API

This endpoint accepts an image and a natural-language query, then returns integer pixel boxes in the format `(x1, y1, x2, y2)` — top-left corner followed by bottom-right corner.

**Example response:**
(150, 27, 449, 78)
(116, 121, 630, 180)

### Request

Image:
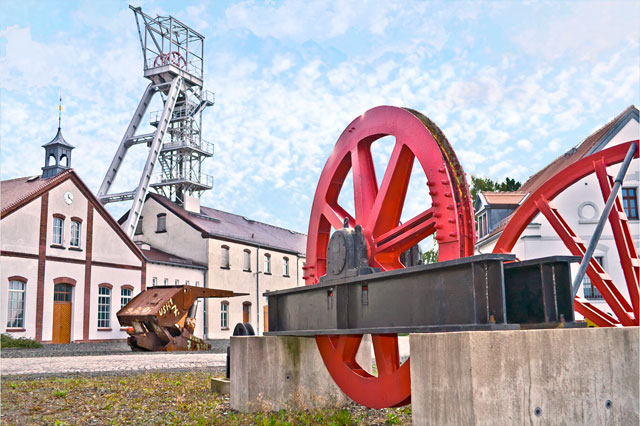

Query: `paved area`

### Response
(1, 352, 226, 377)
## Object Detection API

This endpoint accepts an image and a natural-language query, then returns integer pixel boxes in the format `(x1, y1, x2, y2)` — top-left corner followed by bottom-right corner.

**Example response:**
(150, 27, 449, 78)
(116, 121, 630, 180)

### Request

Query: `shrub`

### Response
(0, 334, 42, 348)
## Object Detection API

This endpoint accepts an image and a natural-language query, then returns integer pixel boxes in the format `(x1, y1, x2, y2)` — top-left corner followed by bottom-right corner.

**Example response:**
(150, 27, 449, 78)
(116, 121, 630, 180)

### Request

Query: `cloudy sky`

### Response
(1, 0, 639, 234)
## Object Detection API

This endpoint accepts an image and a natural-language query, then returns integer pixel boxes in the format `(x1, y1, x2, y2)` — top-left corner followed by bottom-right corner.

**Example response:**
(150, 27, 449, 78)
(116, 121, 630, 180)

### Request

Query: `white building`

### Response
(123, 192, 306, 338)
(476, 105, 639, 320)
(1, 127, 146, 342)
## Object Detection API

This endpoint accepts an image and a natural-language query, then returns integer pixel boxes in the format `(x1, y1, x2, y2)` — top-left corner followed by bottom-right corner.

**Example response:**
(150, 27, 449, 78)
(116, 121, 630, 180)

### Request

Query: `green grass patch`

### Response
(0, 333, 43, 348)
(1, 371, 411, 425)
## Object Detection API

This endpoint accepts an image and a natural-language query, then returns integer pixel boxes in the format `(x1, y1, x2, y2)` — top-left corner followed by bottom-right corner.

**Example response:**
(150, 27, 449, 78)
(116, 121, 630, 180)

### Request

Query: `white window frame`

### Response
(152, 277, 157, 286)
(53, 217, 64, 245)
(70, 220, 81, 248)
(7, 280, 26, 329)
(120, 287, 132, 309)
(164, 278, 169, 286)
(283, 257, 290, 277)
(264, 253, 271, 274)
(98, 286, 111, 328)
(221, 302, 229, 329)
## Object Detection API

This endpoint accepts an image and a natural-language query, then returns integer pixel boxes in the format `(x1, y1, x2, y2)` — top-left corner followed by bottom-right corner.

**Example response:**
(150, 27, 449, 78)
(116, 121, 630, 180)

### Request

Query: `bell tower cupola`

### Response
(42, 95, 74, 178)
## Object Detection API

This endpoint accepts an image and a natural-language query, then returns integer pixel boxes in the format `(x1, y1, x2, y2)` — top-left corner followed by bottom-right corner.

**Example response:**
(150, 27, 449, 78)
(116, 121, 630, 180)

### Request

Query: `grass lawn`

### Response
(1, 371, 411, 425)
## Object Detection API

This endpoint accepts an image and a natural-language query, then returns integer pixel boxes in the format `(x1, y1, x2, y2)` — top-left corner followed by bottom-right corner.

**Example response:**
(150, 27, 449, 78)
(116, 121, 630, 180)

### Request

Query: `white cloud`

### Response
(517, 139, 533, 151)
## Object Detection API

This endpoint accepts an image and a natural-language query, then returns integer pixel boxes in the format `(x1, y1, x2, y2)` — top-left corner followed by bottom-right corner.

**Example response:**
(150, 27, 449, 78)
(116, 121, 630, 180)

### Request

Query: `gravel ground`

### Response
(1, 339, 230, 358)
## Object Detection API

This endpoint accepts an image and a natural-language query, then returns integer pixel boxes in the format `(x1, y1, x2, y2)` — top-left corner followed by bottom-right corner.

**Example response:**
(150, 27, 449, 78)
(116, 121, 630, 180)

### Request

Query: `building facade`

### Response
(1, 170, 146, 342)
(125, 193, 306, 338)
(476, 105, 639, 318)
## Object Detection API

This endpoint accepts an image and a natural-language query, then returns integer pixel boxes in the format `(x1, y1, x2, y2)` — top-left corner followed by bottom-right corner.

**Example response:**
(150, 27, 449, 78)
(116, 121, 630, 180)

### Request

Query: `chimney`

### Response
(184, 195, 201, 214)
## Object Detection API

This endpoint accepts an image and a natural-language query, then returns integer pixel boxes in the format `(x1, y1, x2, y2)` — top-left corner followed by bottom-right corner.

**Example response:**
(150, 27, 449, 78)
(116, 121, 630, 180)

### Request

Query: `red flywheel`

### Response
(304, 106, 475, 408)
(493, 141, 640, 327)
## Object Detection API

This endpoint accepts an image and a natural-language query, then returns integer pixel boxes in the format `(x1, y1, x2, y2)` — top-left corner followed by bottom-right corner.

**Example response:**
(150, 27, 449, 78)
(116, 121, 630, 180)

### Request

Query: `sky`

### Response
(1, 0, 639, 235)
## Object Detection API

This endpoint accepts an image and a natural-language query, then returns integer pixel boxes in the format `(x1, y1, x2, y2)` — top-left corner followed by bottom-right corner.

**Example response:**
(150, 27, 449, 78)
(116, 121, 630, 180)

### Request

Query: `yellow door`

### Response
(52, 284, 72, 344)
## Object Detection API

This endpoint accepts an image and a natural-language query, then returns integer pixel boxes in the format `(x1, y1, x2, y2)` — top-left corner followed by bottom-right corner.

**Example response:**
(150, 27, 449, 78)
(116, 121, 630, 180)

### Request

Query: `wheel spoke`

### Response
(323, 203, 356, 230)
(371, 334, 400, 378)
(594, 159, 640, 322)
(351, 145, 378, 224)
(367, 142, 415, 237)
(574, 297, 620, 327)
(334, 335, 362, 367)
(536, 197, 635, 325)
(375, 208, 437, 254)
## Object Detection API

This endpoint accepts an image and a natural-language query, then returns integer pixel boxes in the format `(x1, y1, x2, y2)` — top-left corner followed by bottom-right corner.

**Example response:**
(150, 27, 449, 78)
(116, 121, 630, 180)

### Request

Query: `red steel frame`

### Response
(304, 106, 475, 408)
(493, 141, 640, 327)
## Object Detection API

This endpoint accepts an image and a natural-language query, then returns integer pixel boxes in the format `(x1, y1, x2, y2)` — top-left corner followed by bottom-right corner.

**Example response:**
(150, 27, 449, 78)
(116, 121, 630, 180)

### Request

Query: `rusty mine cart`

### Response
(117, 285, 246, 351)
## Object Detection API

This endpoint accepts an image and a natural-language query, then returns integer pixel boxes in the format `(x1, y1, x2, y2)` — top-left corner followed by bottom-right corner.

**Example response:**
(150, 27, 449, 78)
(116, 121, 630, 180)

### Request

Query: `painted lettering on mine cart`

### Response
(158, 298, 180, 317)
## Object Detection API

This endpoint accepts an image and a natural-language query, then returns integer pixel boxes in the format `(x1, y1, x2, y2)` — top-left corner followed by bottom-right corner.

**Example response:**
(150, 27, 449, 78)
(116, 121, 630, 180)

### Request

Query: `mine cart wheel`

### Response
(493, 141, 640, 327)
(233, 322, 256, 336)
(169, 51, 186, 68)
(305, 106, 475, 408)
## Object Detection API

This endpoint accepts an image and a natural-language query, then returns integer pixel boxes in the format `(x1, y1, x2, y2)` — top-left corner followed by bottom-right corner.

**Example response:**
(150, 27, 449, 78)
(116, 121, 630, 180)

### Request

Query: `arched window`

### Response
(120, 285, 134, 309)
(48, 153, 57, 167)
(283, 257, 290, 277)
(52, 215, 65, 245)
(7, 277, 27, 329)
(60, 154, 68, 167)
(70, 220, 82, 248)
(264, 253, 271, 275)
(98, 284, 112, 328)
(220, 301, 229, 329)
(221, 245, 230, 269)
(243, 249, 251, 272)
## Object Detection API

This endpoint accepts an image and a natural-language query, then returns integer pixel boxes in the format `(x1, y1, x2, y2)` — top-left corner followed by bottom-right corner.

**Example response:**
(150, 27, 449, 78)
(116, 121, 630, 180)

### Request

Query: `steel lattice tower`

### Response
(98, 5, 214, 237)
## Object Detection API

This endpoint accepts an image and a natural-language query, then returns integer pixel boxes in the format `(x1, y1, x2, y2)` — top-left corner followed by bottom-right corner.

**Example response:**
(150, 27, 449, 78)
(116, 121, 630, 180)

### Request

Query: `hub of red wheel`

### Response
(304, 106, 475, 408)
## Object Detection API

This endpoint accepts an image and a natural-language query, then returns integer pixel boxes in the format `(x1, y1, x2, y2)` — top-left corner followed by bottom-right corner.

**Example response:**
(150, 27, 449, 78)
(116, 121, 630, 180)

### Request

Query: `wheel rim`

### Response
(304, 106, 475, 408)
(493, 141, 640, 327)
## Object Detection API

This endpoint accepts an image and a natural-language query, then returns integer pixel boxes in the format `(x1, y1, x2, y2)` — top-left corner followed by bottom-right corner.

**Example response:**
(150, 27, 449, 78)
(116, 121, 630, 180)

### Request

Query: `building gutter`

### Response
(256, 246, 260, 334)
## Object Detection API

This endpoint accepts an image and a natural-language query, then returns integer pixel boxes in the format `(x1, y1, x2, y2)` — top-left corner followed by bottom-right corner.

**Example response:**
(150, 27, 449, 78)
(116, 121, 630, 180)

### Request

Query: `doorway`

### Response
(52, 283, 72, 344)
(242, 302, 251, 324)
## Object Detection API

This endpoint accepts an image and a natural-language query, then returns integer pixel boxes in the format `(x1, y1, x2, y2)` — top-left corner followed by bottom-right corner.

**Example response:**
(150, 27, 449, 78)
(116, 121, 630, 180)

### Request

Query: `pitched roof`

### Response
(482, 192, 527, 206)
(143, 193, 307, 255)
(1, 170, 74, 216)
(518, 105, 638, 196)
(479, 105, 638, 243)
(1, 169, 145, 263)
(140, 244, 207, 269)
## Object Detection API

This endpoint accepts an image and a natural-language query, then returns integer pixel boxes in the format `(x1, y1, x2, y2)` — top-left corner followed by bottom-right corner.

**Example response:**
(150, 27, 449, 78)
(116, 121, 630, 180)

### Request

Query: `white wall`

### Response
(205, 238, 305, 338)
(133, 198, 208, 264)
(477, 117, 639, 319)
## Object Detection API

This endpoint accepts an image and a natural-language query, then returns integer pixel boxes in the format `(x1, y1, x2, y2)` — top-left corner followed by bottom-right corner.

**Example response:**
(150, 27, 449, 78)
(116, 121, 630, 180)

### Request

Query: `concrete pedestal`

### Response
(231, 335, 371, 412)
(410, 327, 639, 426)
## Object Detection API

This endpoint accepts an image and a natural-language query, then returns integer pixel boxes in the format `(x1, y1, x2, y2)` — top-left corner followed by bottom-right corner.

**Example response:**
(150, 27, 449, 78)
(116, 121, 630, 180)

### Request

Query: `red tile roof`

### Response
(480, 105, 638, 242)
(1, 170, 73, 216)
(482, 192, 527, 206)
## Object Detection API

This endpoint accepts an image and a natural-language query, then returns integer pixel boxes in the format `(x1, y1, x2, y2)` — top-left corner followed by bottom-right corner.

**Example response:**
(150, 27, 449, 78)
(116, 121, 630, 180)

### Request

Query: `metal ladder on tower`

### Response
(97, 75, 184, 237)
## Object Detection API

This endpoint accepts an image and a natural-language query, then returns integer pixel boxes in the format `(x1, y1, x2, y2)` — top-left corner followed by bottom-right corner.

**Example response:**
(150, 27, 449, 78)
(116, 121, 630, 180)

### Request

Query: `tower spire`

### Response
(58, 92, 63, 130)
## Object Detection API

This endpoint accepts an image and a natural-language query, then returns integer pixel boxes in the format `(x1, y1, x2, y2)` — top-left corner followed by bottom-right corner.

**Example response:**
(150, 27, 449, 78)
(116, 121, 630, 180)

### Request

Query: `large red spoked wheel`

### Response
(304, 106, 475, 408)
(493, 141, 640, 327)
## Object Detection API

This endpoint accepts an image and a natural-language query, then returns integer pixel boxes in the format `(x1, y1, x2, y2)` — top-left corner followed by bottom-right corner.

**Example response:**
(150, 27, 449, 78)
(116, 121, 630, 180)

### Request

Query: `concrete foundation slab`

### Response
(210, 378, 229, 395)
(410, 327, 639, 426)
(231, 335, 371, 412)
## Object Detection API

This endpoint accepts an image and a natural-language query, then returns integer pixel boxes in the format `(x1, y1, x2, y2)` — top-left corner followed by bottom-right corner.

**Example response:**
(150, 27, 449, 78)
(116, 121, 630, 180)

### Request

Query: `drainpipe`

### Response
(202, 267, 208, 338)
(256, 246, 260, 334)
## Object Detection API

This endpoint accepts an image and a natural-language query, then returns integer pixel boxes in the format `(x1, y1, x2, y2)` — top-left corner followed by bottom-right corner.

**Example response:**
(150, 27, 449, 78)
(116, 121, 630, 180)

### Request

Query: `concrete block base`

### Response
(210, 378, 230, 395)
(410, 327, 639, 426)
(231, 335, 371, 412)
